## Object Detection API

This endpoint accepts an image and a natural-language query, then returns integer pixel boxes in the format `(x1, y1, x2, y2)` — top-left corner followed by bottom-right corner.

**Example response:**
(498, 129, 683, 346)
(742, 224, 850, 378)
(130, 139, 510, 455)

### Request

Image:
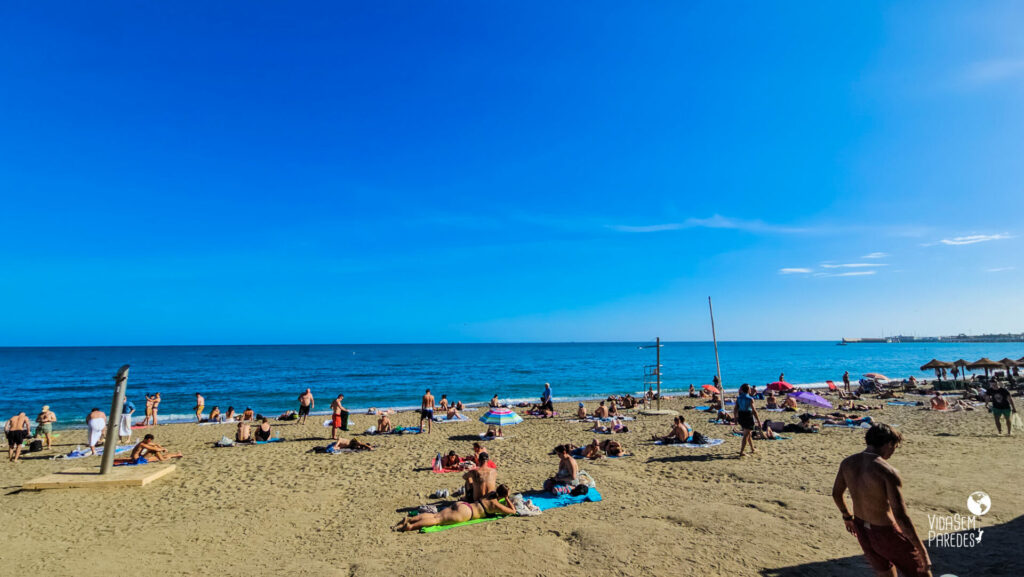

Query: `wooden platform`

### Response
(21, 464, 176, 490)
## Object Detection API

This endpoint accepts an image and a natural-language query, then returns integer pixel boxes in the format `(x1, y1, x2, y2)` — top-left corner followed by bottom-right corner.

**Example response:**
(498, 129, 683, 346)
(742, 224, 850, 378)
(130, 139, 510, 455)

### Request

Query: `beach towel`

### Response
(87, 418, 105, 447)
(432, 415, 470, 423)
(886, 401, 918, 406)
(654, 439, 725, 448)
(762, 408, 786, 412)
(368, 426, 421, 435)
(694, 406, 711, 411)
(732, 432, 790, 440)
(419, 489, 602, 533)
(61, 445, 133, 459)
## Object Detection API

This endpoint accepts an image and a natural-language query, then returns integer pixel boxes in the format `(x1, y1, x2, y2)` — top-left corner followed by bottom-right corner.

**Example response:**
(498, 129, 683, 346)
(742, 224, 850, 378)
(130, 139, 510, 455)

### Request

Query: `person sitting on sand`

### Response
(462, 452, 497, 499)
(208, 406, 222, 423)
(224, 406, 236, 422)
(875, 389, 898, 400)
(599, 439, 624, 456)
(489, 395, 500, 408)
(252, 418, 274, 442)
(236, 420, 253, 443)
(688, 384, 697, 398)
(765, 392, 780, 409)
(445, 406, 462, 420)
(128, 434, 184, 464)
(709, 393, 723, 412)
(782, 395, 799, 411)
(438, 395, 450, 412)
(607, 400, 618, 417)
(652, 416, 692, 444)
(930, 392, 949, 411)
(241, 408, 255, 421)
(394, 484, 517, 532)
(577, 403, 587, 420)
(593, 401, 609, 419)
(455, 401, 464, 411)
(329, 437, 373, 451)
(466, 442, 487, 465)
(377, 413, 393, 433)
(580, 438, 604, 459)
(543, 445, 579, 494)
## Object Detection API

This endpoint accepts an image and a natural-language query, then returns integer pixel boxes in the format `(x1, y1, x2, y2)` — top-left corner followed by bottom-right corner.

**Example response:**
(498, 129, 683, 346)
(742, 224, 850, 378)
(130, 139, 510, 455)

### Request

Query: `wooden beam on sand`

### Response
(21, 464, 176, 490)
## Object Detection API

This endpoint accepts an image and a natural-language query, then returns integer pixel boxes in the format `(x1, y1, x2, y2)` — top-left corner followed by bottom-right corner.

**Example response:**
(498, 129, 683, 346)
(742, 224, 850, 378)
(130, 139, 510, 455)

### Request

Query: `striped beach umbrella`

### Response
(479, 408, 523, 426)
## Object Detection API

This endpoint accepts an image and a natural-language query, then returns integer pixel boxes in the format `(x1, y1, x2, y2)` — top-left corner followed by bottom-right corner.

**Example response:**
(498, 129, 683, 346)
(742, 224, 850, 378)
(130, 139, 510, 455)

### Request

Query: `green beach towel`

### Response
(419, 515, 508, 533)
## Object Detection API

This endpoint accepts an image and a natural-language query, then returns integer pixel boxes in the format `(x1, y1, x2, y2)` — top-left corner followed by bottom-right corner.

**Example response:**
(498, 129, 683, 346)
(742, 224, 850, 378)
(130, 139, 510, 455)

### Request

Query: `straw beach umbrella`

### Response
(920, 360, 954, 382)
(998, 358, 1018, 368)
(967, 358, 1003, 378)
(953, 359, 970, 382)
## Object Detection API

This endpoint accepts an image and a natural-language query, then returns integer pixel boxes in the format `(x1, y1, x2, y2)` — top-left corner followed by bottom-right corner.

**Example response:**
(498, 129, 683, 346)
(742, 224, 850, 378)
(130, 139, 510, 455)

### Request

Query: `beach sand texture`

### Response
(1, 398, 1021, 577)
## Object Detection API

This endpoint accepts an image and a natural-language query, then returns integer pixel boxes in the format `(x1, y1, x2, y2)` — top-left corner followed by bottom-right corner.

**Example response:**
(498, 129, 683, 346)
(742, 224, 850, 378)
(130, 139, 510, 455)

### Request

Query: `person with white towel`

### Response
(86, 408, 107, 455)
(119, 397, 136, 443)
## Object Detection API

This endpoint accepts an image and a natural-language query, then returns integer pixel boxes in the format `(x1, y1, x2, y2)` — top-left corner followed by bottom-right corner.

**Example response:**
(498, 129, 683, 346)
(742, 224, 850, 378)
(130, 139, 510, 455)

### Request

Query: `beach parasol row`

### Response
(918, 357, 1021, 378)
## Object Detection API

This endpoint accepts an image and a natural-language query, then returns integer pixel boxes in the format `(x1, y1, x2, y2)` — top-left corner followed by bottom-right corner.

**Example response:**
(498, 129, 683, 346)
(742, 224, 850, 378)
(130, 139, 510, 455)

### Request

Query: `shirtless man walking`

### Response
(330, 394, 349, 439)
(194, 393, 205, 423)
(5, 412, 31, 462)
(832, 424, 931, 577)
(298, 388, 314, 425)
(420, 389, 435, 435)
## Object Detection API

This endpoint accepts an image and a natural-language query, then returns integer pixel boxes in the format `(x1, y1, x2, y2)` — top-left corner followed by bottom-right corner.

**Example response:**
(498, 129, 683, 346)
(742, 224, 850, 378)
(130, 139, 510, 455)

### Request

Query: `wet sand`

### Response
(1, 396, 1021, 576)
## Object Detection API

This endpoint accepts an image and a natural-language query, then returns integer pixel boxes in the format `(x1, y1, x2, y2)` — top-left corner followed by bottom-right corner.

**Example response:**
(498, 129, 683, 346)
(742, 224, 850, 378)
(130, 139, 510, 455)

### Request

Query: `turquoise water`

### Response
(1, 342, 1020, 427)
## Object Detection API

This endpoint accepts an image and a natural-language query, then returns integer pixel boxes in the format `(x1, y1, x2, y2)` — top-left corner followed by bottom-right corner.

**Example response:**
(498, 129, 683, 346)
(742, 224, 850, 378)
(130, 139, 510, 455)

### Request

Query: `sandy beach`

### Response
(1, 395, 1021, 577)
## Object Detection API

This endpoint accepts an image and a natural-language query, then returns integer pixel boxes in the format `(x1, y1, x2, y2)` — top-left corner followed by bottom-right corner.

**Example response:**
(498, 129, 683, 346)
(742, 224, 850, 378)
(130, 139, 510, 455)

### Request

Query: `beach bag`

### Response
(215, 436, 235, 447)
(29, 439, 43, 453)
(1012, 413, 1023, 430)
(690, 431, 709, 445)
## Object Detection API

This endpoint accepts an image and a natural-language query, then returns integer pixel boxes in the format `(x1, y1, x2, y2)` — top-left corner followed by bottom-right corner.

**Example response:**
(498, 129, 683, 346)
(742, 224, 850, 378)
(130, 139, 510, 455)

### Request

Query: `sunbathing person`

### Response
(445, 406, 462, 420)
(128, 434, 183, 464)
(438, 395, 449, 412)
(253, 418, 274, 442)
(462, 452, 496, 499)
(207, 406, 222, 422)
(577, 403, 587, 419)
(466, 442, 488, 465)
(489, 395, 500, 408)
(394, 484, 517, 532)
(652, 416, 692, 444)
(599, 439, 625, 456)
(484, 424, 503, 438)
(875, 389, 898, 400)
(843, 400, 883, 411)
(709, 393, 723, 411)
(930, 392, 950, 411)
(236, 421, 253, 443)
(241, 408, 255, 421)
(224, 407, 236, 421)
(573, 439, 603, 460)
(607, 401, 618, 417)
(593, 401, 609, 419)
(715, 409, 737, 424)
(329, 437, 373, 451)
(688, 384, 698, 398)
(783, 414, 820, 433)
(441, 451, 462, 469)
(765, 392, 779, 409)
(377, 413, 393, 433)
(543, 445, 579, 494)
(782, 396, 799, 411)
(455, 401, 465, 411)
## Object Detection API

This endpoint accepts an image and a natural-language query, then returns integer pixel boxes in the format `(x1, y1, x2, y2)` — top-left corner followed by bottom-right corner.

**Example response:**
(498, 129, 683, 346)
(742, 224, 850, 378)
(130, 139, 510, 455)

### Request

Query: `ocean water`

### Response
(1, 342, 1020, 428)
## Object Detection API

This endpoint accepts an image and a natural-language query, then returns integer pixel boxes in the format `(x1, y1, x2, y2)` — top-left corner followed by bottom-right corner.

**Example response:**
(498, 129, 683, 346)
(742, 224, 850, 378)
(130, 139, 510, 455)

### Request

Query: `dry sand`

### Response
(1, 396, 1021, 577)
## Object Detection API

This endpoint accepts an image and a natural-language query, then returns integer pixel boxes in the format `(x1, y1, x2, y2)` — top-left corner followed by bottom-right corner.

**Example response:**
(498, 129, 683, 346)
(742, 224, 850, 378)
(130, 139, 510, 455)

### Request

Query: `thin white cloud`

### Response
(963, 58, 1024, 87)
(821, 271, 877, 278)
(779, 268, 812, 274)
(937, 234, 1012, 246)
(861, 252, 889, 259)
(821, 263, 889, 269)
(986, 267, 1015, 273)
(608, 215, 808, 235)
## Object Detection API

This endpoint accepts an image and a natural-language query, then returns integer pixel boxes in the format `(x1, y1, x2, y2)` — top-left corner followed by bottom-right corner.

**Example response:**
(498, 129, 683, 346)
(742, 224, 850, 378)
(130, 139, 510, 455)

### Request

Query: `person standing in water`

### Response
(832, 424, 931, 577)
(194, 393, 205, 423)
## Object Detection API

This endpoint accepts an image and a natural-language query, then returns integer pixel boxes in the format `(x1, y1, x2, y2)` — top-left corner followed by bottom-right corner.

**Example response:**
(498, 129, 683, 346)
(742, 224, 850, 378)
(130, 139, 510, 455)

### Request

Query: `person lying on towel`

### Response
(393, 484, 517, 532)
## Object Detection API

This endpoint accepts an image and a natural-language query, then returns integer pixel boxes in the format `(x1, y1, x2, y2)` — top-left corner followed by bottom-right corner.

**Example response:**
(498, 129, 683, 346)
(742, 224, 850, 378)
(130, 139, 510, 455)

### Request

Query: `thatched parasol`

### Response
(998, 358, 1019, 367)
(967, 357, 1003, 378)
(953, 359, 971, 381)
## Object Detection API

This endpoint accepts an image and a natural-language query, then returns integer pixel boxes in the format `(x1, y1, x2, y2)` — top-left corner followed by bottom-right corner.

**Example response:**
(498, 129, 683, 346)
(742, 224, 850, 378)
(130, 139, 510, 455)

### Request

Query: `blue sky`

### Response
(1, 1, 1022, 345)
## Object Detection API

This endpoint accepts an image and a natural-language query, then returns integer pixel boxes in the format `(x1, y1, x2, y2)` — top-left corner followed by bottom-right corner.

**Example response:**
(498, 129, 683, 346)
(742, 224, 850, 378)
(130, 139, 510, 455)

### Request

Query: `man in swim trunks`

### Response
(330, 394, 349, 439)
(35, 405, 57, 449)
(194, 393, 205, 423)
(987, 383, 1016, 435)
(377, 412, 393, 433)
(5, 412, 31, 462)
(420, 389, 435, 435)
(462, 452, 496, 500)
(298, 388, 314, 425)
(394, 484, 517, 532)
(130, 434, 184, 463)
(593, 401, 609, 419)
(832, 424, 931, 577)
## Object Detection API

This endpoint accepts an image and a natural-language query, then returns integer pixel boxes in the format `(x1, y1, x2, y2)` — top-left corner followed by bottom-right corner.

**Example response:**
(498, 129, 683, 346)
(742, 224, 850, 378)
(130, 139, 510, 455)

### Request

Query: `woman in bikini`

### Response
(543, 445, 579, 494)
(394, 485, 516, 531)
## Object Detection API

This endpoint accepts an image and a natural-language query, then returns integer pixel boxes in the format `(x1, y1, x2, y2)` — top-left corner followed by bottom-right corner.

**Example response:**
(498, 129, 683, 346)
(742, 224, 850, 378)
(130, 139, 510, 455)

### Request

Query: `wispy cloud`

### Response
(861, 252, 889, 259)
(963, 58, 1024, 87)
(935, 234, 1012, 246)
(821, 263, 889, 269)
(814, 270, 877, 278)
(779, 268, 812, 274)
(608, 215, 808, 235)
(987, 267, 1015, 273)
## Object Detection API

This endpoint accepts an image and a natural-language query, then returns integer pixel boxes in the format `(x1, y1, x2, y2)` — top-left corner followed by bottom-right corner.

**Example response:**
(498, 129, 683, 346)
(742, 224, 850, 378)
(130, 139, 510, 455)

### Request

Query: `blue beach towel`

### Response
(523, 487, 603, 511)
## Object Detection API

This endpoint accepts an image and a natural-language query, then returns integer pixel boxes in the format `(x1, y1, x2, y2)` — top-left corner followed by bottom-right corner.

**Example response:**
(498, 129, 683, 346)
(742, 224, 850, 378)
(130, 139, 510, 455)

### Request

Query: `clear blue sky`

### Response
(2, 2, 1022, 345)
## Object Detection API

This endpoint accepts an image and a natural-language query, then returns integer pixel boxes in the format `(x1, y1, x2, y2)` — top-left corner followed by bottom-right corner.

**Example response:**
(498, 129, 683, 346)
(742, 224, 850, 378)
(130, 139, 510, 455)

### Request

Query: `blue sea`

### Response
(2, 342, 1020, 428)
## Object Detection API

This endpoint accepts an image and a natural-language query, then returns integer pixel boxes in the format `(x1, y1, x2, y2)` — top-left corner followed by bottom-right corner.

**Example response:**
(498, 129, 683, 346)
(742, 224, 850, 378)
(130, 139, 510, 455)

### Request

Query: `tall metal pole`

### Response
(100, 365, 130, 475)
(656, 336, 661, 411)
(709, 298, 723, 396)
